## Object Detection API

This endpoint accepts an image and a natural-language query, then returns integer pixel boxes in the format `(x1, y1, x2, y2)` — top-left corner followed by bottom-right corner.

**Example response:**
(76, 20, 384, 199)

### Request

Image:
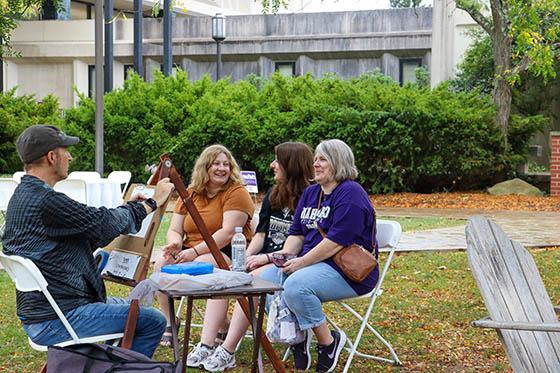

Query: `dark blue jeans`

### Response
(23, 297, 166, 357)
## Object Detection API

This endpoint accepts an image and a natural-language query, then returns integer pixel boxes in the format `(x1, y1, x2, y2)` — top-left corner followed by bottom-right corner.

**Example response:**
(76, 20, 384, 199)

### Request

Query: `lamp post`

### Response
(212, 13, 226, 80)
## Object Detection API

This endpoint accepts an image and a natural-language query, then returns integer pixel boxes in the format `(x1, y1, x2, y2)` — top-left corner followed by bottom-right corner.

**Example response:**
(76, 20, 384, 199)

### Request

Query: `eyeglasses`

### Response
(271, 253, 297, 268)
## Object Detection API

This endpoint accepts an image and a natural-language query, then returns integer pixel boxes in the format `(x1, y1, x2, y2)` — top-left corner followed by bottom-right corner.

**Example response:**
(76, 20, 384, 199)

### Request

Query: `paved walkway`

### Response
(377, 207, 560, 252)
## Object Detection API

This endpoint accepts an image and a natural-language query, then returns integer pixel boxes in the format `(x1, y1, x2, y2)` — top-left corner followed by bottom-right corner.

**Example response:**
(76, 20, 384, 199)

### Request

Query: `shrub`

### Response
(56, 70, 544, 193)
(0, 90, 63, 174)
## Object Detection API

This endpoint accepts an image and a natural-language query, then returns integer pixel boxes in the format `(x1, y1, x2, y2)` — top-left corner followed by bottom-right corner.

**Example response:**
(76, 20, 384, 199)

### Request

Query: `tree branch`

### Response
(456, 0, 493, 35)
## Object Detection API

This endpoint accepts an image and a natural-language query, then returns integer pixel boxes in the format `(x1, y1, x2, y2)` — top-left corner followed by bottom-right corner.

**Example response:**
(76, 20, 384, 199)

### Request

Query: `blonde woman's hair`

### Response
(189, 144, 244, 194)
(315, 139, 358, 182)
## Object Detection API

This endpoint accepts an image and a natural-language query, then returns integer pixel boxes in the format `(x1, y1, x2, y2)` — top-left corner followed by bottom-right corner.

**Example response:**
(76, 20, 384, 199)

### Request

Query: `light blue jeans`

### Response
(260, 262, 357, 330)
(22, 297, 166, 357)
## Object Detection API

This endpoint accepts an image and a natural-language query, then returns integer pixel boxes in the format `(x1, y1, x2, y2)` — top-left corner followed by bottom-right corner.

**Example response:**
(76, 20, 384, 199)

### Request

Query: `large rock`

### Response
(487, 178, 543, 196)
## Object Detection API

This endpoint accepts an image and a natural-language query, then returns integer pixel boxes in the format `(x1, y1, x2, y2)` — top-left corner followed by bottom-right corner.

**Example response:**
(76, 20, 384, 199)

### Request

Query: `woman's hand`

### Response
(174, 248, 198, 264)
(281, 256, 308, 274)
(162, 241, 182, 261)
(246, 254, 270, 271)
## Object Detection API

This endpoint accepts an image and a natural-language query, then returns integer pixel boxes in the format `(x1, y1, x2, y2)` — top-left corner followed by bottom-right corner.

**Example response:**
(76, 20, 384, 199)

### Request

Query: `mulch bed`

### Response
(371, 192, 560, 212)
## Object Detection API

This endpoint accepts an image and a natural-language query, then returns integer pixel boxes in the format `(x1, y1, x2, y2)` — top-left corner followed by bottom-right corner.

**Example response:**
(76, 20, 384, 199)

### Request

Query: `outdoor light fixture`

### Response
(212, 13, 226, 80)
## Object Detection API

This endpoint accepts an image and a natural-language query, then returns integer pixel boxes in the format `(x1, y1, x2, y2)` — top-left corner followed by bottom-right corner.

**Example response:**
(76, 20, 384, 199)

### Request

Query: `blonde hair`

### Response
(315, 139, 358, 182)
(189, 144, 244, 194)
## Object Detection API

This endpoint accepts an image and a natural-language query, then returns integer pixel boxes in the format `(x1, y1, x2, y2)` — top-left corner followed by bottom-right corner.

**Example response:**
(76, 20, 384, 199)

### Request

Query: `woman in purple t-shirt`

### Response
(263, 139, 377, 372)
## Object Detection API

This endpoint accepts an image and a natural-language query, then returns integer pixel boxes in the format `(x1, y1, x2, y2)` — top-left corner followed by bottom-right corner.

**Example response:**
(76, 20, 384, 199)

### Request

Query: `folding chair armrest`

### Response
(472, 316, 560, 332)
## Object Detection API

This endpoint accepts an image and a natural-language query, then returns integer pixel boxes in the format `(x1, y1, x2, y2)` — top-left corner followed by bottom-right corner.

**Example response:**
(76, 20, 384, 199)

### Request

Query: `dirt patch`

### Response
(371, 192, 560, 212)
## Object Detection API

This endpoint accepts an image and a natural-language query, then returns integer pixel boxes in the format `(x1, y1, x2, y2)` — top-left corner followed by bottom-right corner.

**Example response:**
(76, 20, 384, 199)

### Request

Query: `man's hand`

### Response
(153, 177, 174, 207)
(281, 256, 307, 275)
(246, 254, 269, 271)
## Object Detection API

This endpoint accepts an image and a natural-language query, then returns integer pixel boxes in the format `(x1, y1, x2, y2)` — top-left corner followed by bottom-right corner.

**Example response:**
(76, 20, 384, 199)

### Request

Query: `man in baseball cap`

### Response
(3, 124, 175, 358)
(15, 125, 79, 185)
(16, 125, 80, 163)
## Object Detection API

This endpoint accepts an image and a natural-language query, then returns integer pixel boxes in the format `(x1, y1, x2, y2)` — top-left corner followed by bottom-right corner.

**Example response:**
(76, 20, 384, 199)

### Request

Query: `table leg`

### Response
(181, 297, 194, 373)
(167, 296, 180, 362)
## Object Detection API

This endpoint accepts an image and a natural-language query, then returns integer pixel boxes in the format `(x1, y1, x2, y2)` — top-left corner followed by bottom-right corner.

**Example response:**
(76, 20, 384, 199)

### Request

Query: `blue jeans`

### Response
(260, 262, 357, 330)
(23, 297, 166, 357)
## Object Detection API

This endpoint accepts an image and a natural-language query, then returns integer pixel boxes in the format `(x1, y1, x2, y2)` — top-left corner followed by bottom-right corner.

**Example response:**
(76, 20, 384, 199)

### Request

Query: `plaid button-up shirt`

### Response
(2, 175, 147, 324)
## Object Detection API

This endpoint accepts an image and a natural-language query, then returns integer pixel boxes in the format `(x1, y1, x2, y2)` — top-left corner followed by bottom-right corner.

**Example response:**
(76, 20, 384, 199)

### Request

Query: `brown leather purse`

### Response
(316, 191, 377, 283)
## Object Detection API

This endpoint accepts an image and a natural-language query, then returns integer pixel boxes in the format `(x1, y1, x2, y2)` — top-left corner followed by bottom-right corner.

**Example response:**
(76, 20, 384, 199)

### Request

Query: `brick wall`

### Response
(551, 131, 560, 196)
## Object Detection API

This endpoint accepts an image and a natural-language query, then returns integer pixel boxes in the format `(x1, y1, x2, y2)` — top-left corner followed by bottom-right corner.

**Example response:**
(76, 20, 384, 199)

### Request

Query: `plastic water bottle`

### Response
(231, 226, 246, 272)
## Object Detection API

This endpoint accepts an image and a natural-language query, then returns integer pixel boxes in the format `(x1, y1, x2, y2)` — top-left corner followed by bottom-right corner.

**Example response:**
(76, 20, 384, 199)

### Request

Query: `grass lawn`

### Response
(4, 246, 560, 371)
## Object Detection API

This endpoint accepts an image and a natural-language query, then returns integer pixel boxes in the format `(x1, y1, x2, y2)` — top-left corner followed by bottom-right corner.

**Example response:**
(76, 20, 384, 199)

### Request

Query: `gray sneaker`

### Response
(186, 343, 215, 368)
(202, 345, 236, 372)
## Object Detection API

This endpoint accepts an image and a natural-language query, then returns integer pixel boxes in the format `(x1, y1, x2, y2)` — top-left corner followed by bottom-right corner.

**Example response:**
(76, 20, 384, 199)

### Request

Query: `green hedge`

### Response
(1, 71, 545, 193)
(0, 90, 63, 173)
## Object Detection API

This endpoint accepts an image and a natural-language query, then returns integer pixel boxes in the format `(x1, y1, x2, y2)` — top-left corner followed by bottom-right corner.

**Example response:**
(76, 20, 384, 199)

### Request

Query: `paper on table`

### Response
(129, 185, 155, 238)
(101, 250, 141, 280)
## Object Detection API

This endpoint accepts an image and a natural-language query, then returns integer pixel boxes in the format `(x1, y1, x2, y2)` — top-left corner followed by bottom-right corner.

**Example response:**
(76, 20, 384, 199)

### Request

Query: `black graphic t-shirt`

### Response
(256, 189, 294, 254)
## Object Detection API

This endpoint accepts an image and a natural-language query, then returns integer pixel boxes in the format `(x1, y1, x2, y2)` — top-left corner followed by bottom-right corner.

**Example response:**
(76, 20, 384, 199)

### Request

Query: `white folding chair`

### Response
(68, 171, 101, 181)
(0, 252, 123, 351)
(326, 219, 403, 370)
(108, 171, 132, 197)
(53, 179, 88, 205)
(12, 171, 26, 183)
(0, 178, 18, 237)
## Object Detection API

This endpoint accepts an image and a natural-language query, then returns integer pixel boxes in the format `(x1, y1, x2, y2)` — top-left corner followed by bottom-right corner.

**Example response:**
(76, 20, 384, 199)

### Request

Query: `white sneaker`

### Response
(186, 343, 215, 368)
(202, 345, 236, 372)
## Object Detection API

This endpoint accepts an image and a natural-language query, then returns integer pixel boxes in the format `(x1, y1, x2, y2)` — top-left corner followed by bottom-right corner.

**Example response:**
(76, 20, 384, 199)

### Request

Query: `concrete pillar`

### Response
(113, 60, 125, 89)
(3, 60, 18, 92)
(73, 60, 88, 106)
(145, 58, 160, 82)
(551, 131, 560, 196)
(296, 55, 314, 76)
(258, 56, 274, 78)
(381, 53, 399, 82)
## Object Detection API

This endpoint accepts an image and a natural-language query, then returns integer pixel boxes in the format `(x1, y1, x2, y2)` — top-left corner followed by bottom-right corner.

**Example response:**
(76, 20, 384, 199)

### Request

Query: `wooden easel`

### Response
(148, 154, 286, 372)
(101, 182, 171, 349)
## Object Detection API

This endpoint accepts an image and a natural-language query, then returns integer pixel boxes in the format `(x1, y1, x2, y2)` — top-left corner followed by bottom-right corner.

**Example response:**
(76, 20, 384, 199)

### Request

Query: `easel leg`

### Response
(39, 361, 47, 373)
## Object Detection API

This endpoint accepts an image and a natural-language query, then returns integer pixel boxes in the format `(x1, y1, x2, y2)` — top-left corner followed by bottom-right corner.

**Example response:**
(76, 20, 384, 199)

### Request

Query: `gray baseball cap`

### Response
(16, 125, 80, 163)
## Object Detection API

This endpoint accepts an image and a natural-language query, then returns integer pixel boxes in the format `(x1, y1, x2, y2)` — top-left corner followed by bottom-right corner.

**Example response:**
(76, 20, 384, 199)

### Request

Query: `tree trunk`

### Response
(490, 7, 513, 151)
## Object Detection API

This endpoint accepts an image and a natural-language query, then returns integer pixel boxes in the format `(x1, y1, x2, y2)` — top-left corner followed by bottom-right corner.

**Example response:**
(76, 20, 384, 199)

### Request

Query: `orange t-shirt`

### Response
(173, 184, 255, 248)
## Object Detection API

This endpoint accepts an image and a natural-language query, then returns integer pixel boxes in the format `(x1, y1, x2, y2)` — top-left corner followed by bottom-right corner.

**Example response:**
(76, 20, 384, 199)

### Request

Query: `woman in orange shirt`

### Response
(155, 144, 254, 347)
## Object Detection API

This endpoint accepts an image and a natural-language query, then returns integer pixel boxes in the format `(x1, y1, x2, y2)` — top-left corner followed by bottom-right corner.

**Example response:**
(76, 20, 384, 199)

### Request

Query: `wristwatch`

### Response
(144, 198, 158, 212)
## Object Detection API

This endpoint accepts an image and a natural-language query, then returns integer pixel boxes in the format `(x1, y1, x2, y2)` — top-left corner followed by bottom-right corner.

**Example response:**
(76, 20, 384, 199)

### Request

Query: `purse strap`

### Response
(315, 189, 378, 257)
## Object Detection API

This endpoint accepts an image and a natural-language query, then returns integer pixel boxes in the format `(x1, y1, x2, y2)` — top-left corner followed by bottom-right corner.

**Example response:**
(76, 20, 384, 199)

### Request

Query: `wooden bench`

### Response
(465, 215, 560, 372)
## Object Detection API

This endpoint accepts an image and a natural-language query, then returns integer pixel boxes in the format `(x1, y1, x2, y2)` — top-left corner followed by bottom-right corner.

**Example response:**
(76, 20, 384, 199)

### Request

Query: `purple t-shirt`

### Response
(288, 179, 378, 295)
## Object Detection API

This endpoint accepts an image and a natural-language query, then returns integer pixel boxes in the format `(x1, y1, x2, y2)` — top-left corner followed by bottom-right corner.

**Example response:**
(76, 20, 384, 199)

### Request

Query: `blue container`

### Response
(161, 262, 214, 276)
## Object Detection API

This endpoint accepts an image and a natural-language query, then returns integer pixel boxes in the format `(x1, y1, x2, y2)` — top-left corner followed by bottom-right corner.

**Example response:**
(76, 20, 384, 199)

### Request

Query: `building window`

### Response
(275, 62, 296, 77)
(88, 65, 95, 98)
(399, 58, 422, 85)
(124, 64, 134, 80)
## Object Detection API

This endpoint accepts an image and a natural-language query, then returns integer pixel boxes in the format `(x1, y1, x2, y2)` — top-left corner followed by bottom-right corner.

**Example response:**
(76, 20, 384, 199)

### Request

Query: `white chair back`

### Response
(13, 171, 26, 184)
(0, 178, 18, 211)
(0, 252, 123, 351)
(376, 220, 402, 249)
(0, 252, 80, 341)
(107, 171, 132, 197)
(53, 179, 87, 204)
(68, 171, 101, 181)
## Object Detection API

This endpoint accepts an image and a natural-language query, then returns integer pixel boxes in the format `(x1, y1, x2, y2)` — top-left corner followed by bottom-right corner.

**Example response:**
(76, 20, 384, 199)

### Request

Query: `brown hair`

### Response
(269, 142, 314, 212)
(189, 144, 244, 195)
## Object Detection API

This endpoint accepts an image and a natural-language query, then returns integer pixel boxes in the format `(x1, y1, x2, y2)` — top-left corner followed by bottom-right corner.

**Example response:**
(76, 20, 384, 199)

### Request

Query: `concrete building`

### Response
(2, 1, 476, 108)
